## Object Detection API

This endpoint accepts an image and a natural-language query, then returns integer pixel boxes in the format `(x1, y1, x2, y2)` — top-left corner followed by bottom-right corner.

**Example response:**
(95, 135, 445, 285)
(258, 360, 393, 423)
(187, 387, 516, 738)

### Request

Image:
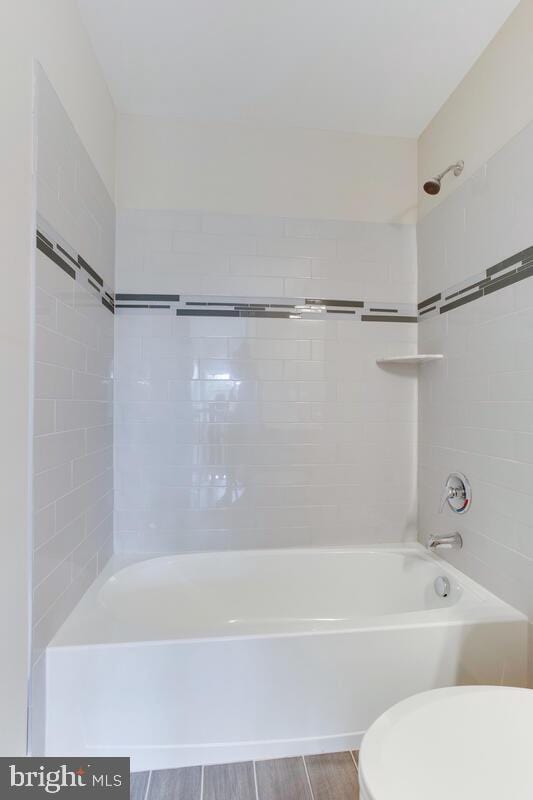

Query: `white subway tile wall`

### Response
(417, 122, 533, 303)
(114, 211, 418, 553)
(116, 210, 417, 303)
(31, 68, 115, 750)
(418, 117, 533, 624)
(35, 66, 115, 288)
(31, 273, 114, 722)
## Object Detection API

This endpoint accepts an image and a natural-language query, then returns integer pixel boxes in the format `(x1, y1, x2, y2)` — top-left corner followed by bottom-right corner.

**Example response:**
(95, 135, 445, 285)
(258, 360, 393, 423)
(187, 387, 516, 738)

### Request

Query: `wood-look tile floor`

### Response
(131, 750, 360, 800)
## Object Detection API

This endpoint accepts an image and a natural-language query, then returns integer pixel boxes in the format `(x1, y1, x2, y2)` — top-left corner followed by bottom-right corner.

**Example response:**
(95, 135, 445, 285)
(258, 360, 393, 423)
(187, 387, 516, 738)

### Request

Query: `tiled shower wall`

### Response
(418, 116, 533, 625)
(33, 248, 114, 652)
(31, 69, 115, 748)
(116, 209, 416, 301)
(115, 211, 417, 552)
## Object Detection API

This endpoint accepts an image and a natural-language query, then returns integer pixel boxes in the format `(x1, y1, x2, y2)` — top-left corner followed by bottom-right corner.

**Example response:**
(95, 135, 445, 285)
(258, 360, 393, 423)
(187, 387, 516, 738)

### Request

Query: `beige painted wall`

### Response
(0, 0, 115, 755)
(116, 114, 418, 224)
(418, 0, 533, 218)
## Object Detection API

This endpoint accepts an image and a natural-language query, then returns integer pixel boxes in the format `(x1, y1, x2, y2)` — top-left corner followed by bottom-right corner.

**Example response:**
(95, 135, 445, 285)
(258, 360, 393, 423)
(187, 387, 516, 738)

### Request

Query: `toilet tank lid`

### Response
(359, 686, 533, 800)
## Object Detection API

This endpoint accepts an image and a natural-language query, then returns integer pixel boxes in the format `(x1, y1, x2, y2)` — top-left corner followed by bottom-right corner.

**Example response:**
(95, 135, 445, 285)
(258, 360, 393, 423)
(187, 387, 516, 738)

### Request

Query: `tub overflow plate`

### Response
(434, 576, 450, 598)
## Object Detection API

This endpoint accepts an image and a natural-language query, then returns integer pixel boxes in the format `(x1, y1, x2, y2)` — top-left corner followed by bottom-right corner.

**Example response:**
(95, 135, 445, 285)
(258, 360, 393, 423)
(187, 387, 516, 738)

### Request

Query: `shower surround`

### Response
(418, 115, 533, 639)
(33, 69, 115, 656)
(31, 68, 115, 749)
(114, 211, 418, 553)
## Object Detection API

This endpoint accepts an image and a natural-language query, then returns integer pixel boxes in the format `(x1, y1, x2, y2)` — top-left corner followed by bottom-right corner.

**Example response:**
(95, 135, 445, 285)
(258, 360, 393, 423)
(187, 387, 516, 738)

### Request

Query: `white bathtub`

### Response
(45, 544, 527, 771)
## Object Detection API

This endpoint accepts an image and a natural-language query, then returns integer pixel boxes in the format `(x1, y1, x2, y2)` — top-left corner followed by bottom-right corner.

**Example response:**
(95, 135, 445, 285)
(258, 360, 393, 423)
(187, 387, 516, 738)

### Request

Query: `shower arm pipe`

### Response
(435, 161, 464, 181)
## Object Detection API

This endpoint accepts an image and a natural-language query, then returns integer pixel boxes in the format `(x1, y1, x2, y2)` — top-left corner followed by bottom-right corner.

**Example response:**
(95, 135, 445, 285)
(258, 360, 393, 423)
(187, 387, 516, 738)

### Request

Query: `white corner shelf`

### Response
(376, 354, 444, 366)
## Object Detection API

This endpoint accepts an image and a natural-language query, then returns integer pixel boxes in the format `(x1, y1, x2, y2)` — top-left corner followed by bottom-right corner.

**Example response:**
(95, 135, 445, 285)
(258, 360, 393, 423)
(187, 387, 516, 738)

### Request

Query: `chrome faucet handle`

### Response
(439, 473, 471, 514)
(439, 485, 465, 512)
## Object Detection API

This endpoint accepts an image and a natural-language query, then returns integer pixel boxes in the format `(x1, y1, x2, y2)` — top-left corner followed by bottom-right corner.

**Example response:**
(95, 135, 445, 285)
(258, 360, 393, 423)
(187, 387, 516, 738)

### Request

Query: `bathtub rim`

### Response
(48, 542, 527, 651)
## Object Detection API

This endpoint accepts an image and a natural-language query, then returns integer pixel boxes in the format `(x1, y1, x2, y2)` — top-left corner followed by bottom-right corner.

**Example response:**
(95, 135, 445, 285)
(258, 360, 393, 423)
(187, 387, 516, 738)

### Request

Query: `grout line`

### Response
(253, 761, 260, 800)
(32, 498, 112, 594)
(302, 756, 316, 800)
(143, 770, 152, 800)
(349, 749, 359, 773)
(31, 548, 99, 635)
(200, 765, 204, 800)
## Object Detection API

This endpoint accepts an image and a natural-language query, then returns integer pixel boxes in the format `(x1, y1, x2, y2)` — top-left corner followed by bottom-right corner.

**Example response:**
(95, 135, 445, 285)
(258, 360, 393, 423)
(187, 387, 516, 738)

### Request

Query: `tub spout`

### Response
(427, 532, 463, 551)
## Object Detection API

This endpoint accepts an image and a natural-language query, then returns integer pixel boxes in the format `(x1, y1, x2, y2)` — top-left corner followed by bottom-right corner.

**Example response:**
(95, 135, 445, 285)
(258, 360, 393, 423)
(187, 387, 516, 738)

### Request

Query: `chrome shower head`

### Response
(423, 160, 464, 195)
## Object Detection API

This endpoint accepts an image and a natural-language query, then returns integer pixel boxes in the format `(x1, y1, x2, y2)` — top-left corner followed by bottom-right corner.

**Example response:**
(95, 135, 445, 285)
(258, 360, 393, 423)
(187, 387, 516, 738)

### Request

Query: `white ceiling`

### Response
(78, 0, 519, 137)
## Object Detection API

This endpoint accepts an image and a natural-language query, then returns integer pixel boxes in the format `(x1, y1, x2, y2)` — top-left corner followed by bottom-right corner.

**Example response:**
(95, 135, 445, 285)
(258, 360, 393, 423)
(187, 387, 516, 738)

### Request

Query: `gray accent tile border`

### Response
(116, 303, 171, 310)
(419, 305, 437, 316)
(176, 308, 240, 317)
(420, 242, 533, 319)
(117, 294, 417, 322)
(362, 314, 417, 323)
(56, 244, 79, 269)
(239, 310, 295, 318)
(39, 219, 533, 325)
(36, 236, 76, 280)
(36, 216, 115, 314)
(483, 262, 533, 294)
(87, 277, 101, 293)
(78, 253, 103, 287)
(418, 292, 441, 311)
(36, 230, 54, 250)
(305, 298, 364, 308)
(486, 246, 533, 277)
(102, 297, 115, 313)
(116, 293, 180, 302)
(444, 278, 490, 301)
(113, 243, 533, 324)
(439, 289, 483, 314)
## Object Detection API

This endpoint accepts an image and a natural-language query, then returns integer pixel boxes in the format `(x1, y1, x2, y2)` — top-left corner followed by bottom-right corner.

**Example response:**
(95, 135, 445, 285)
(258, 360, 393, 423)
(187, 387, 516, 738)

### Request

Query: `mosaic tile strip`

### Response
(418, 244, 533, 319)
(114, 242, 533, 323)
(114, 294, 418, 322)
(35, 216, 115, 314)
